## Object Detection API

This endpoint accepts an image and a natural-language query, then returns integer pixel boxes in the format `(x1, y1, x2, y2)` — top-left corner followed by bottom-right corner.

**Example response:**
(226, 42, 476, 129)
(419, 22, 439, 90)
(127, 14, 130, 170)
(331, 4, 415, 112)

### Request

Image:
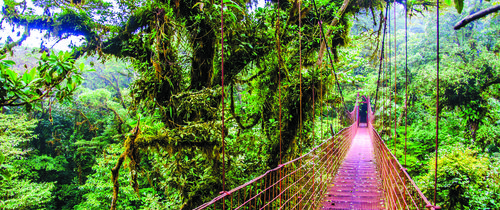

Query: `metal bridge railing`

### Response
(367, 99, 435, 210)
(194, 105, 359, 210)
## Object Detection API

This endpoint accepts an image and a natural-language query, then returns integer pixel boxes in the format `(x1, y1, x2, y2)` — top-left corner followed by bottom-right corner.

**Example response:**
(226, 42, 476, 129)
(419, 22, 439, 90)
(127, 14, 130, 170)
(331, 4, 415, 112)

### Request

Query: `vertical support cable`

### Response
(393, 0, 398, 157)
(387, 3, 392, 143)
(299, 0, 303, 155)
(382, 52, 385, 130)
(385, 14, 389, 135)
(434, 0, 440, 206)
(276, 0, 283, 205)
(220, 0, 226, 203)
(298, 3, 303, 198)
(321, 76, 324, 139)
(374, 5, 389, 112)
(312, 72, 315, 208)
(331, 55, 336, 135)
(404, 2, 409, 205)
(382, 15, 387, 134)
(320, 79, 323, 138)
(404, 0, 408, 167)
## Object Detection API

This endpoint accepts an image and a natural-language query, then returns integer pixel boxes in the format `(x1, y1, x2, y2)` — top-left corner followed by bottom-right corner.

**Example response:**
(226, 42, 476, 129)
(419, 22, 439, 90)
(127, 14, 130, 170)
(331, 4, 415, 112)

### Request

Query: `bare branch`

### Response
(454, 5, 500, 30)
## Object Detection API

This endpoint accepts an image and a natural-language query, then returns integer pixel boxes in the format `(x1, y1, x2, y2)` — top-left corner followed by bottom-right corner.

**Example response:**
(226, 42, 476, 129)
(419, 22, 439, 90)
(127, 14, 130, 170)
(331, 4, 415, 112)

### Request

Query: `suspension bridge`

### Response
(193, 0, 444, 208)
(194, 97, 437, 210)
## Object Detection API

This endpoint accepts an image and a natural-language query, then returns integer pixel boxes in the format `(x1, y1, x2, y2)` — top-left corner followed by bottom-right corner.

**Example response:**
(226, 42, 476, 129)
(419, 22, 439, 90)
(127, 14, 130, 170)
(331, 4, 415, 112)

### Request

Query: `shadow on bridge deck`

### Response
(321, 125, 385, 210)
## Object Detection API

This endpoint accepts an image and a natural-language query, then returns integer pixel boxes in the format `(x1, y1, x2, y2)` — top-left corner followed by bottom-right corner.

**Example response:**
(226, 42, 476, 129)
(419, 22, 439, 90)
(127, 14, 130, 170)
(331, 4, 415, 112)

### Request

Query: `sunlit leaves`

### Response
(0, 51, 93, 110)
(419, 145, 492, 209)
(0, 179, 55, 209)
(0, 113, 57, 209)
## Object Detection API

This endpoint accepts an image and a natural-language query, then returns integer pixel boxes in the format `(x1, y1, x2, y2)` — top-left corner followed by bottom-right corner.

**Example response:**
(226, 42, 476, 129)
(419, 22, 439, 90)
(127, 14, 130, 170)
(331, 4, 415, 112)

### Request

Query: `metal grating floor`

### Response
(320, 126, 385, 210)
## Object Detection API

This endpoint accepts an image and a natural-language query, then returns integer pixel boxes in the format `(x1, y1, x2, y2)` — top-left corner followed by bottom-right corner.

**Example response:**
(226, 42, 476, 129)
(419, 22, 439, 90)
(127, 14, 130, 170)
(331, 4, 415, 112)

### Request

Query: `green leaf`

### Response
(454, 0, 464, 14)
(41, 51, 47, 60)
(79, 62, 85, 71)
(22, 70, 33, 84)
(29, 67, 37, 79)
(3, 60, 15, 66)
(0, 169, 11, 180)
(6, 68, 18, 84)
(62, 63, 72, 70)
(1, 164, 13, 169)
(0, 153, 5, 165)
(31, 78, 43, 85)
(45, 74, 52, 83)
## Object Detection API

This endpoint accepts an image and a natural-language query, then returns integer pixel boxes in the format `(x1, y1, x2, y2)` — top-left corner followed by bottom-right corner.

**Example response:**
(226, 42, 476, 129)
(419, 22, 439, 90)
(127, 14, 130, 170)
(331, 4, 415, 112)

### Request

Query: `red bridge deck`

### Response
(321, 125, 385, 210)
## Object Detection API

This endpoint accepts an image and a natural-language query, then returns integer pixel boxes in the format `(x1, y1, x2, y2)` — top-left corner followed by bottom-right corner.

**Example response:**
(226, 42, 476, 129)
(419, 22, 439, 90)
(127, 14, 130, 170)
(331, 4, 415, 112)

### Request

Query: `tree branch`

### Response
(110, 123, 140, 210)
(230, 85, 261, 130)
(99, 75, 126, 109)
(454, 5, 500, 30)
(2, 4, 154, 59)
(315, 0, 351, 66)
(480, 77, 500, 92)
(0, 27, 30, 54)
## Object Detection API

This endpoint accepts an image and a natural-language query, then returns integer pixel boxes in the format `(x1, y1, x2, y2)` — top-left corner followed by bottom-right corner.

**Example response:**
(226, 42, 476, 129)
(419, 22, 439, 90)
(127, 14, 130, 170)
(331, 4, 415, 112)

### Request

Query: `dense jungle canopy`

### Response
(0, 0, 499, 209)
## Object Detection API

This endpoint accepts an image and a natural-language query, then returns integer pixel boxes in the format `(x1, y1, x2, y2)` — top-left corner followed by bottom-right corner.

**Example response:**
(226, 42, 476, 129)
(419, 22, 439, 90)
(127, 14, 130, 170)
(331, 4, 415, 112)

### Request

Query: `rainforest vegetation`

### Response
(0, 0, 499, 209)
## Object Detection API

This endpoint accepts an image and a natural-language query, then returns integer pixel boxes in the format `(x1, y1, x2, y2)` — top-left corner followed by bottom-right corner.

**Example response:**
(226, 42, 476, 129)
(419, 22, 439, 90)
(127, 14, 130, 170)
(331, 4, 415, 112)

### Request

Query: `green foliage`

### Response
(0, 179, 55, 209)
(76, 144, 140, 209)
(76, 144, 174, 209)
(0, 0, 497, 208)
(77, 88, 112, 107)
(0, 113, 56, 209)
(476, 99, 500, 148)
(0, 113, 37, 182)
(419, 144, 500, 209)
(0, 153, 12, 181)
(14, 155, 68, 179)
(0, 51, 93, 110)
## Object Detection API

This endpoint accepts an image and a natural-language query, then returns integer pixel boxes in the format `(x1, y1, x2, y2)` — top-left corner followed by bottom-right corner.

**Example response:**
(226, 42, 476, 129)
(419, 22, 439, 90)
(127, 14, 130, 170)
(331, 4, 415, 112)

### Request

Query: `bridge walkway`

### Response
(321, 124, 385, 210)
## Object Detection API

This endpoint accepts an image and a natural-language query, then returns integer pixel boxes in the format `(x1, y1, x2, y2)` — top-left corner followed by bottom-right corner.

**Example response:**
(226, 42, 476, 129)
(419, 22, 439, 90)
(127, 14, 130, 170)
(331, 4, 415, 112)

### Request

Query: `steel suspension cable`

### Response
(387, 3, 392, 142)
(299, 0, 303, 155)
(331, 57, 337, 134)
(319, 69, 323, 139)
(434, 0, 440, 206)
(311, 65, 316, 208)
(381, 51, 385, 129)
(393, 1, 398, 157)
(404, 0, 408, 167)
(220, 0, 226, 197)
(374, 5, 390, 112)
(310, 0, 347, 112)
(385, 16, 389, 133)
(382, 19, 387, 133)
(276, 0, 283, 204)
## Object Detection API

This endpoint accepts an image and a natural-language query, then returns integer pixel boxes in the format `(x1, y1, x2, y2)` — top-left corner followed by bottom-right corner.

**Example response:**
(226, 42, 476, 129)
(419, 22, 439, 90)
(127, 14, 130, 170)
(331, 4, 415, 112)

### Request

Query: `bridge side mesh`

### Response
(195, 105, 359, 210)
(367, 98, 435, 210)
